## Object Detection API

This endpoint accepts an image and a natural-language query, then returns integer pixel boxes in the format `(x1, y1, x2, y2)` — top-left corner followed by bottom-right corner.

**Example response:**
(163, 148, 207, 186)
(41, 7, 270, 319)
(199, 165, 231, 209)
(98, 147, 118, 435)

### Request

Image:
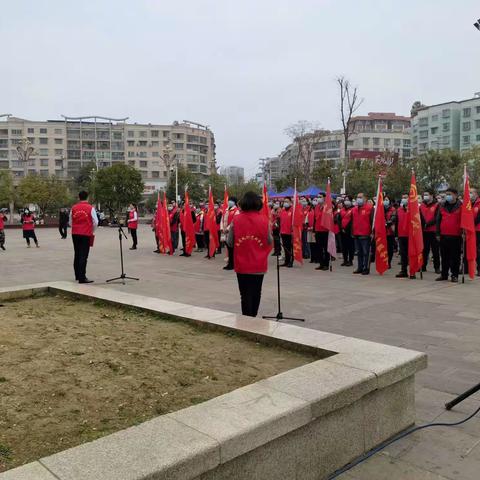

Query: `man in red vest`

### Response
(395, 194, 410, 278)
(351, 192, 374, 274)
(436, 188, 462, 282)
(471, 188, 480, 276)
(419, 191, 440, 274)
(70, 191, 98, 283)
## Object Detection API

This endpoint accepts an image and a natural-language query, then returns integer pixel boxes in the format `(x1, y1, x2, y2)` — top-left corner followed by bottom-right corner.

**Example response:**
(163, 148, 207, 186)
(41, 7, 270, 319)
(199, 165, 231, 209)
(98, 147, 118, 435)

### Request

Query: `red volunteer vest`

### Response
(385, 207, 395, 236)
(440, 205, 461, 236)
(352, 204, 373, 236)
(314, 204, 328, 232)
(71, 201, 94, 236)
(340, 207, 353, 230)
(397, 207, 409, 237)
(420, 203, 438, 233)
(128, 210, 138, 230)
(194, 214, 202, 233)
(306, 209, 315, 229)
(22, 214, 35, 231)
(0, 215, 5, 230)
(233, 211, 271, 274)
(474, 199, 480, 232)
(279, 208, 293, 235)
(226, 206, 238, 226)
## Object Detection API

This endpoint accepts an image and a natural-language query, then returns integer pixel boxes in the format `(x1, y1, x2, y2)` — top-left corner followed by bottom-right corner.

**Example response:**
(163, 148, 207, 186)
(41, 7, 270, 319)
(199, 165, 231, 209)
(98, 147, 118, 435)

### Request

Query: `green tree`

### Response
(17, 175, 69, 214)
(229, 179, 261, 200)
(93, 164, 144, 213)
(345, 161, 380, 198)
(73, 162, 97, 192)
(460, 146, 480, 189)
(414, 149, 462, 193)
(167, 165, 203, 203)
(207, 172, 228, 201)
(383, 161, 413, 200)
(0, 170, 15, 207)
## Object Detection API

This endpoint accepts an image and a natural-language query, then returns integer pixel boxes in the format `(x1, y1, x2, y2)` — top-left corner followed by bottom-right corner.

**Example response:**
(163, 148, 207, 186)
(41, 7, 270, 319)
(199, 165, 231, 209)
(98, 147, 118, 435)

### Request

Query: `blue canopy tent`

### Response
(267, 189, 278, 198)
(274, 187, 296, 198)
(299, 185, 323, 197)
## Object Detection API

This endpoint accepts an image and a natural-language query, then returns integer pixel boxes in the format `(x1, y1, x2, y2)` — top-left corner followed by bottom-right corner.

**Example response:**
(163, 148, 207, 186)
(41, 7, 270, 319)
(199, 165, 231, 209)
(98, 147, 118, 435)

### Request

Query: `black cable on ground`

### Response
(327, 404, 480, 479)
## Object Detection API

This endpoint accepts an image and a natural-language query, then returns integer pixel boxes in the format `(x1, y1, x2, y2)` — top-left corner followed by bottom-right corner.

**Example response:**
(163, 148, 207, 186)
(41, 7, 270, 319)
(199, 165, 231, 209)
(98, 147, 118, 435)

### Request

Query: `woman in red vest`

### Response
(127, 203, 138, 250)
(21, 208, 39, 248)
(227, 191, 272, 317)
(395, 194, 410, 278)
(339, 195, 354, 266)
(420, 191, 440, 274)
(0, 209, 7, 250)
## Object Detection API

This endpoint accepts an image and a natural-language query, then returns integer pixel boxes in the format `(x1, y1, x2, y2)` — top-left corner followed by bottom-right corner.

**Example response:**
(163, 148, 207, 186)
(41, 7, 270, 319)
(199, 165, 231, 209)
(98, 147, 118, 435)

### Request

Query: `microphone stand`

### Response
(106, 221, 139, 285)
(263, 253, 305, 323)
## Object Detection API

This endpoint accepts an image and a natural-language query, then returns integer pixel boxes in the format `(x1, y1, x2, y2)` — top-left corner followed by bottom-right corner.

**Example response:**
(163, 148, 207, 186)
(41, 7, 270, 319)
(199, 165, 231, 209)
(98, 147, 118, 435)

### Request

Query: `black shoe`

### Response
(129, 247, 137, 250)
(435, 275, 448, 281)
(315, 266, 323, 270)
(321, 266, 329, 271)
(477, 270, 480, 277)
(223, 265, 233, 270)
(353, 269, 362, 274)
(79, 279, 94, 284)
(346, 261, 353, 266)
(435, 268, 441, 274)
(396, 272, 408, 278)
(362, 269, 370, 275)
(451, 276, 458, 283)
(287, 263, 293, 268)
(179, 253, 187, 257)
(340, 262, 347, 266)
(0, 245, 5, 250)
(409, 275, 416, 280)
(184, 254, 191, 257)
(280, 263, 288, 267)
(421, 266, 427, 272)
(153, 249, 160, 253)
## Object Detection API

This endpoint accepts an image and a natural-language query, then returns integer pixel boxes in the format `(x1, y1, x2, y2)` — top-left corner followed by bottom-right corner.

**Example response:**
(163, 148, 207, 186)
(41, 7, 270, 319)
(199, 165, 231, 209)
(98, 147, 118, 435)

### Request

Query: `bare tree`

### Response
(284, 121, 327, 185)
(337, 76, 363, 174)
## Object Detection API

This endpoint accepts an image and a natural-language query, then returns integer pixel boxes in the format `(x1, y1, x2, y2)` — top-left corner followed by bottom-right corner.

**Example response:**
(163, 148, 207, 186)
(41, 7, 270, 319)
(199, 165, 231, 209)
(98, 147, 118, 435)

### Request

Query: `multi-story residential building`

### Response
(220, 165, 244, 185)
(0, 115, 216, 190)
(411, 93, 480, 156)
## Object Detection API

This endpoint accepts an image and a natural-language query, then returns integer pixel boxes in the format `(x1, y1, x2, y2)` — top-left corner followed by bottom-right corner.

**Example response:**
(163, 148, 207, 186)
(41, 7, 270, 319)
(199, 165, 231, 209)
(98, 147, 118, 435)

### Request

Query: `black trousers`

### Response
(440, 235, 461, 278)
(195, 233, 204, 249)
(423, 232, 440, 271)
(281, 234, 293, 265)
(315, 231, 330, 268)
(237, 273, 264, 317)
(273, 230, 281, 255)
(72, 234, 91, 281)
(387, 235, 395, 267)
(171, 231, 179, 251)
(59, 225, 67, 238)
(217, 230, 222, 254)
(340, 232, 354, 264)
(227, 245, 234, 268)
(398, 236, 408, 273)
(309, 241, 319, 263)
(129, 228, 137, 248)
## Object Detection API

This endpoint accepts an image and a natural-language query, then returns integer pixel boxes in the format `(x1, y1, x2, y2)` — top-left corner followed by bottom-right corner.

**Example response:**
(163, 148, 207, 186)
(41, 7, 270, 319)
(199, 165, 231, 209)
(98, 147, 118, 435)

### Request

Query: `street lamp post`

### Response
(16, 137, 36, 179)
(161, 143, 178, 202)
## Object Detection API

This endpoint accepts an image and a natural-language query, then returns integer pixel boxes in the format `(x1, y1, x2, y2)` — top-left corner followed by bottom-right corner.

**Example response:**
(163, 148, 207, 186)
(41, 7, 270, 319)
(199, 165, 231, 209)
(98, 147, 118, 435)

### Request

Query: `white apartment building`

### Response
(220, 165, 244, 185)
(0, 115, 216, 190)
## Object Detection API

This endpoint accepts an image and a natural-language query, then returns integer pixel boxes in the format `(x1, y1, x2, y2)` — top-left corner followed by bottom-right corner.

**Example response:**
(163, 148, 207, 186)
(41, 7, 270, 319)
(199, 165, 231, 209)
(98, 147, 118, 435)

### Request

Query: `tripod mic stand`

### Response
(106, 223, 139, 285)
(263, 253, 304, 322)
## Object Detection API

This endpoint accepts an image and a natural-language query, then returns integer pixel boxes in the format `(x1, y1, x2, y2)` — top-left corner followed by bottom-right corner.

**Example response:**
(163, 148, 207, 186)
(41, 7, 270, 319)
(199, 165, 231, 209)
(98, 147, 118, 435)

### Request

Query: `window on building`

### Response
(476, 106, 480, 114)
(112, 132, 122, 140)
(152, 171, 160, 178)
(362, 137, 369, 146)
(173, 133, 184, 140)
(463, 122, 471, 131)
(138, 140, 147, 146)
(384, 138, 391, 147)
(54, 128, 62, 134)
(54, 138, 63, 145)
(40, 170, 49, 176)
(139, 160, 147, 168)
(463, 135, 471, 144)
(477, 135, 480, 142)
(174, 143, 184, 150)
(442, 123, 450, 132)
(463, 108, 471, 117)
(476, 120, 480, 129)
(151, 130, 159, 137)
(127, 131, 134, 137)
(402, 149, 411, 157)
(418, 117, 428, 127)
(11, 129, 22, 135)
(403, 139, 411, 147)
(39, 138, 48, 145)
(163, 131, 169, 138)
(373, 137, 380, 146)
(55, 149, 63, 155)
(152, 151, 159, 157)
(139, 152, 147, 158)
(128, 160, 135, 166)
(419, 130, 428, 139)
(39, 148, 48, 156)
(40, 159, 49, 166)
(431, 115, 438, 122)
(431, 127, 438, 134)
(127, 140, 134, 147)
(27, 128, 34, 134)
(394, 138, 401, 146)
(139, 131, 147, 137)
(442, 109, 450, 118)
(128, 151, 135, 158)
(55, 159, 63, 167)
(40, 128, 47, 134)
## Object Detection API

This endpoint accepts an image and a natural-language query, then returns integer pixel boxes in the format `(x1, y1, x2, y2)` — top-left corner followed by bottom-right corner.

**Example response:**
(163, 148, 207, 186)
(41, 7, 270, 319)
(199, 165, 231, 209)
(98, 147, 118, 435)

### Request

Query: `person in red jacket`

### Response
(0, 209, 7, 250)
(420, 191, 440, 274)
(127, 203, 138, 250)
(383, 196, 396, 269)
(339, 196, 354, 266)
(223, 196, 239, 270)
(227, 191, 272, 317)
(70, 191, 98, 283)
(395, 195, 411, 278)
(470, 188, 480, 276)
(351, 193, 374, 274)
(306, 198, 317, 263)
(168, 201, 180, 253)
(436, 188, 462, 282)
(313, 193, 330, 271)
(279, 197, 293, 267)
(21, 208, 39, 248)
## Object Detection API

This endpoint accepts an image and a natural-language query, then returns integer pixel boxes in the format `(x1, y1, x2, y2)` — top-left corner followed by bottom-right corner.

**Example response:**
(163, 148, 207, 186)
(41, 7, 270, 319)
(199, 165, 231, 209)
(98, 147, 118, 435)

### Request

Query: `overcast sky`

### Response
(2, 0, 480, 177)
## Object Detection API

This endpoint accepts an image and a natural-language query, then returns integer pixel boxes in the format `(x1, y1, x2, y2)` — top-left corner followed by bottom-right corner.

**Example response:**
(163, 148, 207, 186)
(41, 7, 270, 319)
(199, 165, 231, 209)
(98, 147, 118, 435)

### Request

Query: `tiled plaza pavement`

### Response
(2, 224, 480, 479)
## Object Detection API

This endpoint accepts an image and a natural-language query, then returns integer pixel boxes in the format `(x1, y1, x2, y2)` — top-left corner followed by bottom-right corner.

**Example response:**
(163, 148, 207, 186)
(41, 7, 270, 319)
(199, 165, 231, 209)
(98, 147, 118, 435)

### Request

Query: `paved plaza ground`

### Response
(2, 224, 480, 479)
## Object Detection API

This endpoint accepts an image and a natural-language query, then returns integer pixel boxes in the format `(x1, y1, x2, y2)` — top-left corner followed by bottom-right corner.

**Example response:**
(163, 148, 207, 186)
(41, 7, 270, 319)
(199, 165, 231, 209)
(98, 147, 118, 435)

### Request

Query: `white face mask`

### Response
(344, 200, 352, 208)
(283, 202, 291, 208)
(356, 198, 364, 206)
(423, 195, 430, 202)
(401, 198, 408, 207)
(318, 198, 324, 204)
(312, 199, 318, 206)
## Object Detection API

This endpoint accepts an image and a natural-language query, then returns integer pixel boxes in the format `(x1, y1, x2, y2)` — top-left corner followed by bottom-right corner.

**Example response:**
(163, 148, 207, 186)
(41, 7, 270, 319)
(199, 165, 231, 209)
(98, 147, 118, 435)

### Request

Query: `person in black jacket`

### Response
(58, 208, 69, 239)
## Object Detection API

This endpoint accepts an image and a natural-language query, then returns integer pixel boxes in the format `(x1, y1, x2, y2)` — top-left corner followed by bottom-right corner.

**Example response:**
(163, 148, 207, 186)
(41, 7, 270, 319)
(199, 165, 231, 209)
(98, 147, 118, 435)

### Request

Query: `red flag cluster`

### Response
(374, 178, 389, 275)
(182, 189, 196, 255)
(205, 186, 219, 258)
(155, 192, 173, 255)
(461, 167, 477, 279)
(408, 173, 423, 277)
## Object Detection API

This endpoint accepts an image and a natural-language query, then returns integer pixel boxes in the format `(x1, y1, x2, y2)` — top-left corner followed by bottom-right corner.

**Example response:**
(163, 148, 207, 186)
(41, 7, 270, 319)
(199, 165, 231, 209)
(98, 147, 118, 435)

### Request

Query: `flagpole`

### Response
(367, 175, 381, 273)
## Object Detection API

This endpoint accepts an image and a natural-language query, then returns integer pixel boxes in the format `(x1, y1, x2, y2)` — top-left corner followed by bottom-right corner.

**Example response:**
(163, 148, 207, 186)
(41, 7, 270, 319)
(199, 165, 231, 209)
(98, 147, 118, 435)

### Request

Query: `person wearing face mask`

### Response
(383, 196, 396, 269)
(223, 197, 239, 270)
(194, 207, 205, 252)
(21, 208, 39, 248)
(471, 188, 480, 276)
(307, 197, 319, 263)
(339, 196, 354, 266)
(300, 197, 311, 259)
(126, 203, 138, 250)
(168, 202, 180, 254)
(395, 195, 412, 278)
(351, 193, 374, 274)
(436, 188, 462, 282)
(419, 191, 440, 274)
(313, 193, 330, 271)
(271, 201, 282, 256)
(279, 197, 294, 267)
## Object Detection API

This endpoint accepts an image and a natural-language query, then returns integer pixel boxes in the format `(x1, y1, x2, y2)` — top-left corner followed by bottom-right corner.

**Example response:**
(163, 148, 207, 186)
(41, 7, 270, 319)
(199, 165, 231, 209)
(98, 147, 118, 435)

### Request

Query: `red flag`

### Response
(183, 189, 196, 255)
(461, 166, 477, 279)
(262, 182, 270, 220)
(374, 178, 389, 275)
(292, 190, 303, 265)
(155, 193, 166, 253)
(163, 192, 173, 255)
(207, 186, 219, 257)
(223, 184, 229, 214)
(408, 173, 423, 276)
